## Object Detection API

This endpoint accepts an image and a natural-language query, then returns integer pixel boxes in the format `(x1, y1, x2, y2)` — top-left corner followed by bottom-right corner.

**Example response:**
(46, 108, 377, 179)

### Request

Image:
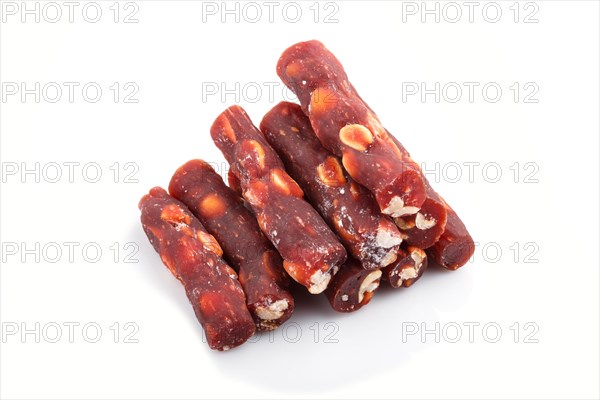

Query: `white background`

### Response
(1, 1, 599, 399)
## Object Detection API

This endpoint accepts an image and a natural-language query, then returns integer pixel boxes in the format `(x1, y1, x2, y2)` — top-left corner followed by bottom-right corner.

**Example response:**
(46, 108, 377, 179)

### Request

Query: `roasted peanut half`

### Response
(160, 204, 194, 236)
(195, 230, 223, 257)
(310, 86, 337, 115)
(271, 168, 304, 198)
(317, 156, 347, 187)
(394, 217, 416, 230)
(239, 139, 266, 172)
(339, 124, 374, 152)
(200, 193, 227, 218)
(341, 152, 360, 181)
(221, 115, 237, 144)
(243, 180, 269, 208)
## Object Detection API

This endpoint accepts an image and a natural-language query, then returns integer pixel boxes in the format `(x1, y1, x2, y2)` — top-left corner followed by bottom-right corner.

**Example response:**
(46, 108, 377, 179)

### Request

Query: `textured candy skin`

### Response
(277, 40, 426, 217)
(427, 201, 475, 270)
(388, 135, 448, 248)
(227, 168, 242, 194)
(169, 160, 294, 330)
(382, 246, 428, 288)
(325, 258, 382, 312)
(261, 102, 402, 270)
(210, 105, 347, 294)
(138, 187, 255, 350)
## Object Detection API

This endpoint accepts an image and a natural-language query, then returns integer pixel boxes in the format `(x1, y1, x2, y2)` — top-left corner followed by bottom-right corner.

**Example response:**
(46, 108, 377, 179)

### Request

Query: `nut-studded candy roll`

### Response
(386, 136, 473, 267)
(325, 258, 382, 312)
(139, 187, 255, 350)
(277, 40, 426, 217)
(211, 106, 347, 294)
(169, 160, 294, 330)
(427, 202, 475, 270)
(387, 135, 448, 248)
(394, 181, 447, 249)
(382, 246, 428, 289)
(261, 102, 402, 270)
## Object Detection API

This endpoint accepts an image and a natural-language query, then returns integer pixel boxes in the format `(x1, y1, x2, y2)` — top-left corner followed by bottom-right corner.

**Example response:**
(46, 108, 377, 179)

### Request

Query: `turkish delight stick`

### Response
(387, 137, 474, 269)
(387, 135, 447, 249)
(139, 187, 255, 351)
(277, 40, 426, 217)
(325, 258, 382, 313)
(427, 203, 475, 270)
(211, 105, 347, 294)
(382, 246, 428, 289)
(169, 160, 294, 330)
(261, 101, 402, 270)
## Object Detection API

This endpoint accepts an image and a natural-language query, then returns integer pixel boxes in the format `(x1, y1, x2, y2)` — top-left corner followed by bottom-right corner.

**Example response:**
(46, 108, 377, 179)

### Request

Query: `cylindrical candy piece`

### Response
(260, 101, 402, 270)
(382, 246, 428, 288)
(139, 187, 255, 350)
(387, 135, 448, 248)
(394, 191, 447, 248)
(277, 40, 426, 217)
(169, 160, 294, 330)
(427, 202, 475, 270)
(325, 258, 382, 312)
(386, 135, 473, 267)
(211, 105, 347, 294)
